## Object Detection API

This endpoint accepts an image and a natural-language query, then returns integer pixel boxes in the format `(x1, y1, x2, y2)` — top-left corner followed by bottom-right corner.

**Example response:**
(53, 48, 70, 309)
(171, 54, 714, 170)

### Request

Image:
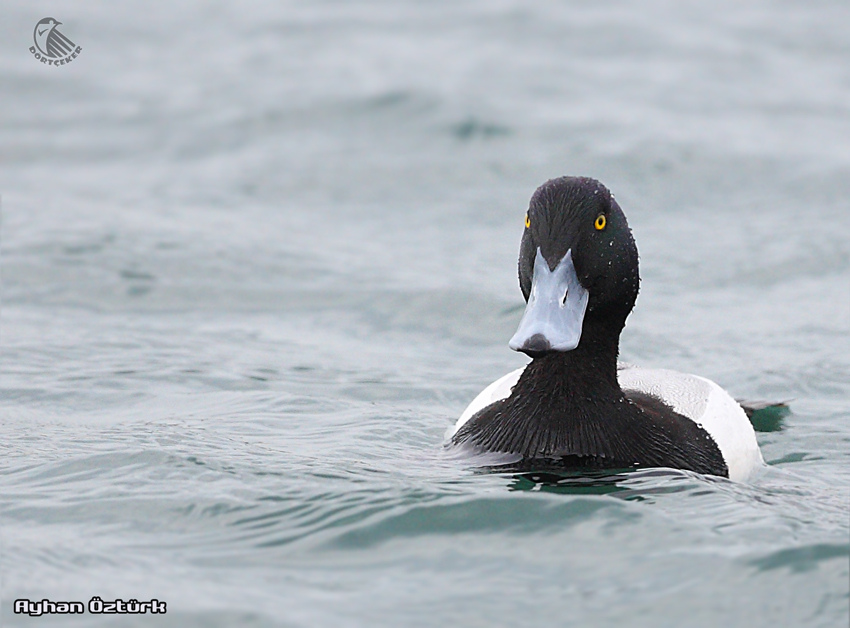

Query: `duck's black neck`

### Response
(522, 317, 623, 399)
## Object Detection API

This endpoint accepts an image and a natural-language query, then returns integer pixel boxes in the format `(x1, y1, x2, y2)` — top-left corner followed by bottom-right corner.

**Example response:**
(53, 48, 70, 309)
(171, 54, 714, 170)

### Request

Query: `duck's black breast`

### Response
(451, 359, 728, 477)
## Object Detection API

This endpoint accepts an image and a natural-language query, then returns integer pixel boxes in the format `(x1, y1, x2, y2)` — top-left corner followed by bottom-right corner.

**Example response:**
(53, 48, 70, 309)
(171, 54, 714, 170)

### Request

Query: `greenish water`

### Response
(1, 1, 849, 626)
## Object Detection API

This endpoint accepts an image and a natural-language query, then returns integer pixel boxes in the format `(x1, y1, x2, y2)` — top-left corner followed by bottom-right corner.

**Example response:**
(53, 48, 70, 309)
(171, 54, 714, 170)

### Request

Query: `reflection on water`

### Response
(505, 468, 720, 502)
(507, 470, 637, 496)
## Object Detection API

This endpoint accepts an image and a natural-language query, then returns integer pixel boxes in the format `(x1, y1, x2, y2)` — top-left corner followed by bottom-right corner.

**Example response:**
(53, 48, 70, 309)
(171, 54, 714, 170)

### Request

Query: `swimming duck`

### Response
(446, 177, 763, 482)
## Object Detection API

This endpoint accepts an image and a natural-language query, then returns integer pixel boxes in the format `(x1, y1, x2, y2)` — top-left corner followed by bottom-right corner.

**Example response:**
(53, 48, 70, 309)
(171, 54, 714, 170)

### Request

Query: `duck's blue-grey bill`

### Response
(509, 248, 589, 355)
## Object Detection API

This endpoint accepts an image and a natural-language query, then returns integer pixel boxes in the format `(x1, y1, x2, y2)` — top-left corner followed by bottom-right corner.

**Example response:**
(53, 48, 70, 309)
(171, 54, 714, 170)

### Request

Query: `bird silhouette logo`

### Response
(29, 17, 82, 65)
(33, 18, 75, 57)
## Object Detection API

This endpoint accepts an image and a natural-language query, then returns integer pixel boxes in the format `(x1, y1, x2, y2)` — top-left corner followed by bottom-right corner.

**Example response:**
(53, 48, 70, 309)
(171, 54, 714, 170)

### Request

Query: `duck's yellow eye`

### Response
(595, 214, 606, 230)
(525, 214, 531, 228)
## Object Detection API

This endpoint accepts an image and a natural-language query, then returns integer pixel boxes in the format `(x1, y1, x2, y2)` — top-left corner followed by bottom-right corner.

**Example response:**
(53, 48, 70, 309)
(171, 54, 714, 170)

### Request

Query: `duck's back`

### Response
(448, 364, 763, 482)
(617, 365, 763, 481)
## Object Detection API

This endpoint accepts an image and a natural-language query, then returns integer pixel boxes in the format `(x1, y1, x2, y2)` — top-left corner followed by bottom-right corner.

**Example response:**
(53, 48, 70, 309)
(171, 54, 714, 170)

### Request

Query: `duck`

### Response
(446, 176, 764, 482)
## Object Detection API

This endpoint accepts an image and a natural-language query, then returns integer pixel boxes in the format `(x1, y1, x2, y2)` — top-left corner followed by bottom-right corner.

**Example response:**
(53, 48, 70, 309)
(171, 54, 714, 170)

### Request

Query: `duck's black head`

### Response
(510, 177, 639, 357)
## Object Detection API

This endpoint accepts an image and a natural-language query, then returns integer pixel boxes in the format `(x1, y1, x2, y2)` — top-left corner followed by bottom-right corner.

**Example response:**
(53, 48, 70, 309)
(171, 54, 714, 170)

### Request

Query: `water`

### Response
(2, 1, 849, 626)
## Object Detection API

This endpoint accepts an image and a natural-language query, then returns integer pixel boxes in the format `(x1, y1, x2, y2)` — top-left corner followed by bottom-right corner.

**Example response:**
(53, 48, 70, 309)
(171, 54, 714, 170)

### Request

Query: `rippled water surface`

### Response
(2, 2, 849, 626)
